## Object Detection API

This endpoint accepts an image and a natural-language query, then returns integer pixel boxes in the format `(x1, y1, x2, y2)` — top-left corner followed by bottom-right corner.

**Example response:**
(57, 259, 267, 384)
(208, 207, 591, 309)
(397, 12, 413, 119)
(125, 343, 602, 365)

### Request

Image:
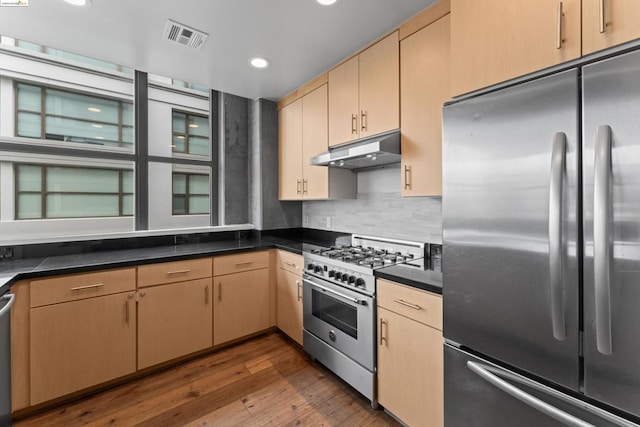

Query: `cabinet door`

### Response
(451, 0, 581, 96)
(30, 292, 136, 405)
(401, 15, 450, 197)
(377, 307, 443, 427)
(276, 268, 303, 345)
(138, 278, 213, 370)
(582, 0, 640, 55)
(214, 268, 270, 345)
(302, 84, 329, 200)
(328, 56, 360, 146)
(359, 31, 400, 138)
(278, 98, 303, 200)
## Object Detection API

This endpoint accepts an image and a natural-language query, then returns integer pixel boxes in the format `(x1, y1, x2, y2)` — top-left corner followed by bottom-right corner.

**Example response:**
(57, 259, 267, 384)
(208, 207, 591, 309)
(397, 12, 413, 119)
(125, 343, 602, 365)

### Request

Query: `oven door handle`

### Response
(302, 278, 367, 306)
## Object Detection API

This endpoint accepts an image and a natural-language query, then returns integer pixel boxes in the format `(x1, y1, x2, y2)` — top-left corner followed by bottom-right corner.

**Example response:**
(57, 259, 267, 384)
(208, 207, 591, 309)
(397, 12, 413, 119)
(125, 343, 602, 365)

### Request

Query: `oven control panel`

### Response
(304, 256, 374, 295)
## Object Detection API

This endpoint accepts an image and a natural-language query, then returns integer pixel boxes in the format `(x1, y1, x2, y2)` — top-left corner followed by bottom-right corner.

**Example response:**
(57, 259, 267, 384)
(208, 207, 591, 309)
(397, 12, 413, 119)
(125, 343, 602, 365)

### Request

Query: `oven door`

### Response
(302, 274, 374, 371)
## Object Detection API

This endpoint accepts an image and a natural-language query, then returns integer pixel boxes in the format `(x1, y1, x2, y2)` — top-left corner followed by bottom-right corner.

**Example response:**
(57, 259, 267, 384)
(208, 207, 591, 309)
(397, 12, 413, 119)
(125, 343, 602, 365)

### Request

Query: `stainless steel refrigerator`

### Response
(442, 47, 640, 426)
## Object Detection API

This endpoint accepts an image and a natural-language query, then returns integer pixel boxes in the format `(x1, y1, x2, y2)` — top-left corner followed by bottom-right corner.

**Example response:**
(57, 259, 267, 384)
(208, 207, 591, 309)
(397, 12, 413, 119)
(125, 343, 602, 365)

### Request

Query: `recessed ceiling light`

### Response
(317, 0, 338, 5)
(250, 57, 269, 69)
(87, 107, 101, 113)
(63, 0, 91, 6)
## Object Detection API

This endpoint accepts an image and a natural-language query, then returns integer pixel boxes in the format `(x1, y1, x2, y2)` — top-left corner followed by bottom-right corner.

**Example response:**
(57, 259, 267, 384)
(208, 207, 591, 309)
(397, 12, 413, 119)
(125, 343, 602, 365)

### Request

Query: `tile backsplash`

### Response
(302, 167, 442, 244)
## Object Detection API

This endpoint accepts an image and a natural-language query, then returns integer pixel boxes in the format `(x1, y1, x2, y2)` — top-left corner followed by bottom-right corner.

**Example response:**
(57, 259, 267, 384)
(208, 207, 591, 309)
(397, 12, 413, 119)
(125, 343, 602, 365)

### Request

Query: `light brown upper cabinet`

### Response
(279, 84, 355, 201)
(451, 0, 581, 96)
(329, 31, 400, 146)
(582, 0, 640, 55)
(401, 14, 451, 196)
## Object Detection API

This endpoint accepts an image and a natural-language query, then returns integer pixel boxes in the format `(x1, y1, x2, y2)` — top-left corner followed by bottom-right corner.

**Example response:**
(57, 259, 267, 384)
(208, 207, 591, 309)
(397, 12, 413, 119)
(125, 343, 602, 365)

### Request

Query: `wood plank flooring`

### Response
(15, 332, 400, 426)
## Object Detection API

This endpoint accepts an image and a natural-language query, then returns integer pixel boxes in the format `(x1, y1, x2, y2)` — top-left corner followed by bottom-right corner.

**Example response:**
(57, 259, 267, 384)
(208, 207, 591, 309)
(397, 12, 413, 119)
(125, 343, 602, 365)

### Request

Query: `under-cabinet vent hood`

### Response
(310, 130, 400, 170)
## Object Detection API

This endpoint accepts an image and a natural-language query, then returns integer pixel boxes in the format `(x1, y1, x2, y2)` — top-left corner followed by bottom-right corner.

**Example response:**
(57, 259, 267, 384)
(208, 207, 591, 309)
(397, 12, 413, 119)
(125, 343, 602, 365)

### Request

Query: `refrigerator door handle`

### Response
(549, 132, 567, 341)
(594, 125, 613, 355)
(467, 361, 594, 427)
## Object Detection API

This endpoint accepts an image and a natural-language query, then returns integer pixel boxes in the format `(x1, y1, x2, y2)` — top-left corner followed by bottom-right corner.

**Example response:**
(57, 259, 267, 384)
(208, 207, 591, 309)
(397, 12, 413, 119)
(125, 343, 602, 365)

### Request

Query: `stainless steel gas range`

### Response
(302, 235, 426, 407)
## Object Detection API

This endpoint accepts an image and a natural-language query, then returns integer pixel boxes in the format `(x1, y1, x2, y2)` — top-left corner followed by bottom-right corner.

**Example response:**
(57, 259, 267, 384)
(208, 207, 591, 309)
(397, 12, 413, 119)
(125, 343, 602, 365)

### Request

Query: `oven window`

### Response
(311, 289, 358, 339)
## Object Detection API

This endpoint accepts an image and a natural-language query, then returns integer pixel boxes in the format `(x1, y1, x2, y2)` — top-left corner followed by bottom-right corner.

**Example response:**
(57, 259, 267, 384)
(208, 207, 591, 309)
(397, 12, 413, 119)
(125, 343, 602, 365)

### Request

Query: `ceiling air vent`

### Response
(163, 19, 208, 50)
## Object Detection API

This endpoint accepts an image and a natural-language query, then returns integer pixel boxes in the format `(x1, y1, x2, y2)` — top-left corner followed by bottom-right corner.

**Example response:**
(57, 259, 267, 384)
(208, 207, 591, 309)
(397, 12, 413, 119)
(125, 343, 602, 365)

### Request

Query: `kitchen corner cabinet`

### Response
(279, 84, 355, 201)
(213, 251, 270, 345)
(451, 0, 581, 96)
(328, 31, 399, 146)
(401, 14, 450, 197)
(137, 278, 213, 370)
(28, 269, 137, 405)
(377, 279, 443, 427)
(275, 250, 303, 345)
(582, 0, 640, 55)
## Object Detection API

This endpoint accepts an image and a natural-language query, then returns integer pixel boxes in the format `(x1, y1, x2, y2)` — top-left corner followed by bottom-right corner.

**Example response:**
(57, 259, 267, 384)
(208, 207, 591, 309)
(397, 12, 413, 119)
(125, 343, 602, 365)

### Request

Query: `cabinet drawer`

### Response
(277, 250, 303, 275)
(30, 268, 136, 308)
(377, 278, 442, 330)
(137, 257, 212, 288)
(213, 251, 269, 276)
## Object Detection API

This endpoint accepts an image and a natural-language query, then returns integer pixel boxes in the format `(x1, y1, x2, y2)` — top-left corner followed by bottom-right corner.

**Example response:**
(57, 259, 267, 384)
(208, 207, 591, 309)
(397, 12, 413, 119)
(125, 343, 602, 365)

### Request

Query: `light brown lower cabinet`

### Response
(377, 279, 443, 427)
(276, 267, 303, 345)
(137, 278, 213, 370)
(213, 268, 270, 345)
(29, 291, 137, 405)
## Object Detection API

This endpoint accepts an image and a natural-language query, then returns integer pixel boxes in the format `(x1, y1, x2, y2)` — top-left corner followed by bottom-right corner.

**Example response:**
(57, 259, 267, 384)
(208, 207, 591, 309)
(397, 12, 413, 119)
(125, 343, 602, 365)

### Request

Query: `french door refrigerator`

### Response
(442, 47, 640, 426)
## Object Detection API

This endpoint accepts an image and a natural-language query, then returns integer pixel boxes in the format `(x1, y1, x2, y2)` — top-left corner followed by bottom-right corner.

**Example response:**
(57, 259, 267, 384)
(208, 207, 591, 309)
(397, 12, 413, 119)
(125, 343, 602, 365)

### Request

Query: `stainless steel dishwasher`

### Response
(0, 292, 15, 427)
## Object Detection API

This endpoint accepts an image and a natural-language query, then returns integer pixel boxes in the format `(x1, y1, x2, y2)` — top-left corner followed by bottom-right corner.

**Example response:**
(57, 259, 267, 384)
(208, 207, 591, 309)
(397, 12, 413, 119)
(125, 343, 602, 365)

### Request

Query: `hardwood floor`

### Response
(15, 332, 400, 426)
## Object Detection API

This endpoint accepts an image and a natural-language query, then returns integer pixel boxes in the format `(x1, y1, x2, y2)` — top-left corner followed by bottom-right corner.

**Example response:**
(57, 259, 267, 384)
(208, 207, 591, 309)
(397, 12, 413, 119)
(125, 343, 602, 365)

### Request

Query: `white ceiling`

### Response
(0, 0, 437, 100)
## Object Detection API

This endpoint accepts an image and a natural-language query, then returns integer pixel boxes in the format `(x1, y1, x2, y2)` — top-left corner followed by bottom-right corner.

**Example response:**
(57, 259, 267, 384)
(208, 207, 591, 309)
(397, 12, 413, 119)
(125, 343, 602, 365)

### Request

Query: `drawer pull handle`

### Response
(218, 283, 222, 301)
(404, 165, 411, 190)
(599, 0, 606, 33)
(205, 286, 209, 305)
(361, 110, 367, 132)
(166, 269, 191, 275)
(283, 261, 297, 268)
(235, 261, 253, 267)
(393, 299, 422, 310)
(70, 283, 104, 291)
(297, 280, 302, 301)
(556, 1, 563, 50)
(125, 300, 130, 324)
(351, 113, 357, 134)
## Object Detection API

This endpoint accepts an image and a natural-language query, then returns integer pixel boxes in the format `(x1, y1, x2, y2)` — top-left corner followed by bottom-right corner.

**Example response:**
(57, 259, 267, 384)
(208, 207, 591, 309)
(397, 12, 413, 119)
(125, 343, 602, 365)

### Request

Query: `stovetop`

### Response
(309, 245, 417, 269)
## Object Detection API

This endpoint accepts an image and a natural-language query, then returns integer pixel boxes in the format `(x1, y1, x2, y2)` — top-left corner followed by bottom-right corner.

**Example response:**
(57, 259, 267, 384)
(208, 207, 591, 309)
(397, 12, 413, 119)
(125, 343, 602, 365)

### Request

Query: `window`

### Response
(172, 173, 210, 215)
(15, 83, 134, 148)
(172, 110, 209, 156)
(15, 164, 133, 219)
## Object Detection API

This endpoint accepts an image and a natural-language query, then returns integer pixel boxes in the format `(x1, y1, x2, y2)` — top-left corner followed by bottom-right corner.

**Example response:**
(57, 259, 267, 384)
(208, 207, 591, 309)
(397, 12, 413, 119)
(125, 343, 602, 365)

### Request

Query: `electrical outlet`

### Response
(303, 215, 309, 226)
(0, 247, 14, 259)
(325, 217, 331, 228)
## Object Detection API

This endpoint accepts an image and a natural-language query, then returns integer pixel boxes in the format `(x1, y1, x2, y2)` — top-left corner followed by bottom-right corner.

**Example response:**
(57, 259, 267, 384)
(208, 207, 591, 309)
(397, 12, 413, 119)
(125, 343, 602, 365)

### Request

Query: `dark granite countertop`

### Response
(0, 230, 346, 295)
(375, 263, 443, 295)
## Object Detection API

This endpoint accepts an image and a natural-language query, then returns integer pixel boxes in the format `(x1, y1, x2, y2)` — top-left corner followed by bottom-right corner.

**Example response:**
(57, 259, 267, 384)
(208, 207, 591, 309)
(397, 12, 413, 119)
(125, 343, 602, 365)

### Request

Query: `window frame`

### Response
(171, 172, 210, 216)
(14, 163, 134, 220)
(14, 81, 134, 148)
(171, 109, 210, 156)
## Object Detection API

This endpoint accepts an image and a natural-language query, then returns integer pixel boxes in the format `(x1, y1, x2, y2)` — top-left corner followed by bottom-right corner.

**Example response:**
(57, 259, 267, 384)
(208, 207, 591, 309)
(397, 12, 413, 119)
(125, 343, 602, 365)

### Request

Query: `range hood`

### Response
(310, 130, 400, 170)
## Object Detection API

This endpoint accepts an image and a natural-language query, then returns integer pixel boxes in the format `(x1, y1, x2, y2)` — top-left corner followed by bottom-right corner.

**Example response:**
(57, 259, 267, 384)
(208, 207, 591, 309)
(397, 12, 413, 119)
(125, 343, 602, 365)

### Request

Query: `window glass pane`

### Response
(189, 136, 209, 156)
(16, 112, 41, 138)
(121, 102, 133, 126)
(122, 126, 134, 147)
(46, 194, 120, 218)
(45, 89, 119, 123)
(173, 173, 186, 193)
(172, 135, 186, 153)
(188, 115, 209, 137)
(46, 167, 119, 192)
(189, 174, 209, 194)
(45, 116, 120, 146)
(17, 84, 41, 112)
(172, 111, 186, 134)
(189, 195, 210, 214)
(122, 194, 133, 216)
(172, 195, 186, 215)
(15, 39, 42, 52)
(17, 194, 42, 219)
(122, 171, 133, 193)
(16, 165, 42, 191)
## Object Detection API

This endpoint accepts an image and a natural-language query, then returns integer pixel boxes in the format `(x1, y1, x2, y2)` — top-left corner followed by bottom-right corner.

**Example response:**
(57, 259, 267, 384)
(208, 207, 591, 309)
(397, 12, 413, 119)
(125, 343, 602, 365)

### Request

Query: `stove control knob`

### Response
(355, 278, 365, 287)
(341, 274, 349, 282)
(348, 275, 356, 284)
(314, 265, 323, 274)
(307, 263, 315, 271)
(328, 270, 336, 278)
